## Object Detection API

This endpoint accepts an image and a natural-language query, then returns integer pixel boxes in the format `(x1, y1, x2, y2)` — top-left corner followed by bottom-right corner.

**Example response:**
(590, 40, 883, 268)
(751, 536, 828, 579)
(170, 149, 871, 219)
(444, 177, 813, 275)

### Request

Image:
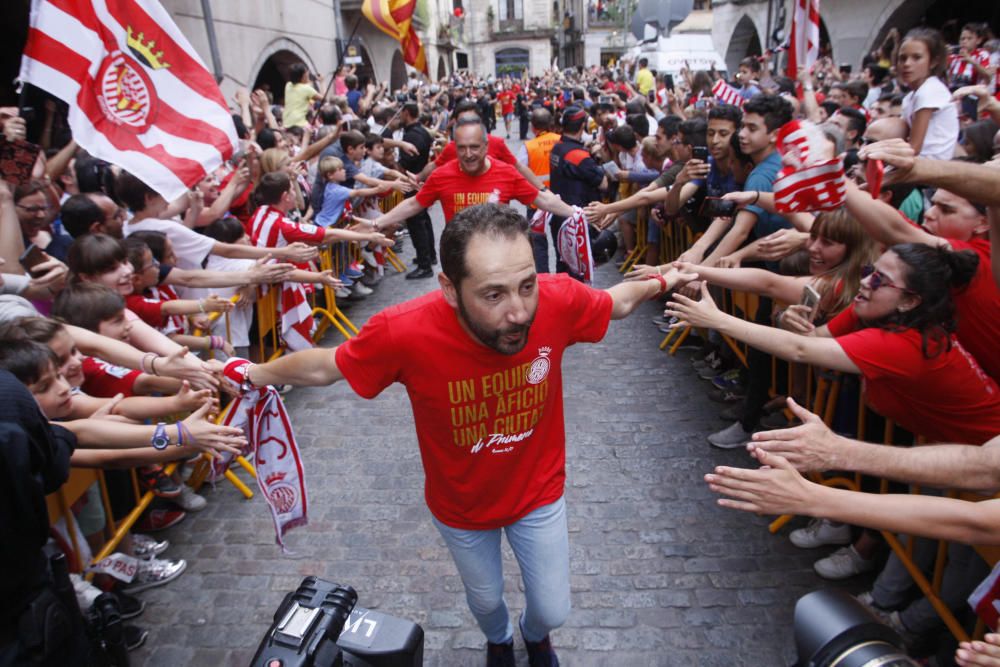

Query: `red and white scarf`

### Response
(219, 359, 308, 550)
(557, 207, 594, 283)
(773, 120, 847, 213)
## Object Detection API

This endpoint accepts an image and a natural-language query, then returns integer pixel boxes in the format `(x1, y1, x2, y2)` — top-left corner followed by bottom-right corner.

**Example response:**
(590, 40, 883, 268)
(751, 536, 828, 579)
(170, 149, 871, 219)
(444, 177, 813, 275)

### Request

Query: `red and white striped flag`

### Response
(19, 0, 237, 201)
(557, 207, 594, 284)
(773, 119, 846, 212)
(786, 0, 821, 79)
(711, 79, 744, 108)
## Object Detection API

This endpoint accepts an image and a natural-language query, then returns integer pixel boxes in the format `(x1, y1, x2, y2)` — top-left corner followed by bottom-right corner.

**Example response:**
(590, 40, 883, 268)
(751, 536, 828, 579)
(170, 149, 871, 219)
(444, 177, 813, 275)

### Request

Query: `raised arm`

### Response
(665, 283, 859, 373)
(674, 261, 808, 304)
(532, 189, 575, 218)
(242, 347, 345, 387)
(706, 447, 1000, 545)
(372, 195, 426, 230)
(842, 180, 940, 247)
(750, 398, 1000, 491)
(701, 209, 758, 266)
(606, 269, 685, 319)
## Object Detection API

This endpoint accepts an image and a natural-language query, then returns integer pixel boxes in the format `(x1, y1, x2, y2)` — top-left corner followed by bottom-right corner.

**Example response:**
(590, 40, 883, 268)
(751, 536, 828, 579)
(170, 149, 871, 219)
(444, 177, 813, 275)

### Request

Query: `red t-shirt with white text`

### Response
(828, 307, 1000, 444)
(435, 135, 518, 168)
(416, 159, 539, 223)
(81, 356, 140, 398)
(334, 273, 614, 529)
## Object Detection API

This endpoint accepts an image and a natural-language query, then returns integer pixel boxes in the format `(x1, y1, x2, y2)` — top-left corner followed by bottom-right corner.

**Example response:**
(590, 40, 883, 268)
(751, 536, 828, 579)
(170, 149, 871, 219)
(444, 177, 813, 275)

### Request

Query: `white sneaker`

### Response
(813, 545, 876, 580)
(707, 421, 754, 449)
(123, 557, 187, 593)
(789, 519, 852, 549)
(132, 534, 169, 560)
(174, 484, 207, 512)
(351, 282, 373, 297)
(335, 287, 351, 299)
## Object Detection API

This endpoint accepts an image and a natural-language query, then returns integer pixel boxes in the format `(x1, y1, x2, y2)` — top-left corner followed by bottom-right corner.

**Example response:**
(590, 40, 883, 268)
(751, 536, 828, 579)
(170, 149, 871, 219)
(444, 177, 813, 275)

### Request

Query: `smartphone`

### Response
(19, 243, 48, 277)
(699, 197, 737, 218)
(664, 74, 675, 92)
(691, 146, 709, 162)
(801, 284, 822, 321)
(599, 95, 614, 104)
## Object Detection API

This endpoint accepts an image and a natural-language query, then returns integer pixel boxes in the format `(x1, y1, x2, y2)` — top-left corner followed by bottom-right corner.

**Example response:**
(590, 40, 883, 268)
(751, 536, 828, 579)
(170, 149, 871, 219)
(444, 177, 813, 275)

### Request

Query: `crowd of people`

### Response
(3, 17, 1000, 667)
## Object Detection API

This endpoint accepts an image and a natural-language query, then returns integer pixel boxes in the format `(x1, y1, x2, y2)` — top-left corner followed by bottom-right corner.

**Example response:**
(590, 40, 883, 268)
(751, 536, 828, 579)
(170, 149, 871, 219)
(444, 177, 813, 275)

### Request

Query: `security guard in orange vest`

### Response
(516, 108, 562, 272)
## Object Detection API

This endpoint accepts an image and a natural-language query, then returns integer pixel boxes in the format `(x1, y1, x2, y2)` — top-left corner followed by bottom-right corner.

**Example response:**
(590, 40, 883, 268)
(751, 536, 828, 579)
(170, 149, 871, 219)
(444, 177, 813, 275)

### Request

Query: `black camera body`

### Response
(252, 577, 423, 667)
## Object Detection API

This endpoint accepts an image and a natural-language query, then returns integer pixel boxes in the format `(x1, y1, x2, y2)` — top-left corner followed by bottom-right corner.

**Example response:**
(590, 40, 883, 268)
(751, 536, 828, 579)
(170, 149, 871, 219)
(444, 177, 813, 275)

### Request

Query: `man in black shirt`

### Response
(394, 102, 436, 279)
(549, 107, 607, 273)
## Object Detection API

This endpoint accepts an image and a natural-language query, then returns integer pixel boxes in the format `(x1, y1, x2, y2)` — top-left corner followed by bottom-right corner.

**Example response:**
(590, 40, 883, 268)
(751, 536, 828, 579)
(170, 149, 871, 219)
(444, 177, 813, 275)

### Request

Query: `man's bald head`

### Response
(864, 117, 908, 143)
(530, 108, 552, 133)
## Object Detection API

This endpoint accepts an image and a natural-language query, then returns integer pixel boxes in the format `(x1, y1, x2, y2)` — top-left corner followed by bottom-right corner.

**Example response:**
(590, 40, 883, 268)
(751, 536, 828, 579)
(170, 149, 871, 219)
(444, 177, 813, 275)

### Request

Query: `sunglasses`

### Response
(861, 265, 914, 294)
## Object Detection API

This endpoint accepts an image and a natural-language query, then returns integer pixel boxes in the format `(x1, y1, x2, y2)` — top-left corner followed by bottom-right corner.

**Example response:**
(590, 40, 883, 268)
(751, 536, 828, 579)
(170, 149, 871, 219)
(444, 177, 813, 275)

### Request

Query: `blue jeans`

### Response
(432, 496, 570, 644)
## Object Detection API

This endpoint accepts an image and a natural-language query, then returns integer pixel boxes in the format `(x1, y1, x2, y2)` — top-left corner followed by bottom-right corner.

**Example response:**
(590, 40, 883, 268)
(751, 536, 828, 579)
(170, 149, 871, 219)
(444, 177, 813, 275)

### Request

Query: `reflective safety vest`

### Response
(524, 131, 560, 187)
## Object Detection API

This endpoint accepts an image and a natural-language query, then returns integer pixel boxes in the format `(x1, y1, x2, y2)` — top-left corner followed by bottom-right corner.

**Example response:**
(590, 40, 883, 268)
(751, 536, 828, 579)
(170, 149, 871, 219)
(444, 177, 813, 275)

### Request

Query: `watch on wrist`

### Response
(151, 422, 170, 450)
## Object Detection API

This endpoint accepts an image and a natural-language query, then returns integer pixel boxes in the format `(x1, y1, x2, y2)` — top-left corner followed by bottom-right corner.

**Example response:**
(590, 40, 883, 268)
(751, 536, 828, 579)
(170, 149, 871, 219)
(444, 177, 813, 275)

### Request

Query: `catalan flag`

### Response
(362, 0, 428, 74)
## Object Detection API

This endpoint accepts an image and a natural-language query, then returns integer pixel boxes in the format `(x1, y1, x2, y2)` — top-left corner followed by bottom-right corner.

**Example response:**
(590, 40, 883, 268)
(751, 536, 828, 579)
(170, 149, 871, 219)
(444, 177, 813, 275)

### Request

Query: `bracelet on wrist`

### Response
(140, 352, 156, 374)
(645, 273, 668, 299)
(150, 356, 160, 376)
(198, 299, 206, 313)
(750, 191, 760, 206)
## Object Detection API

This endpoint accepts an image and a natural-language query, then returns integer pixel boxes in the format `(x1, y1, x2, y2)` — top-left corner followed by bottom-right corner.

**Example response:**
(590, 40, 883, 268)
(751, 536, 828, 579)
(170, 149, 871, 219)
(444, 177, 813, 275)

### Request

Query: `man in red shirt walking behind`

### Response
(370, 119, 575, 236)
(224, 203, 685, 666)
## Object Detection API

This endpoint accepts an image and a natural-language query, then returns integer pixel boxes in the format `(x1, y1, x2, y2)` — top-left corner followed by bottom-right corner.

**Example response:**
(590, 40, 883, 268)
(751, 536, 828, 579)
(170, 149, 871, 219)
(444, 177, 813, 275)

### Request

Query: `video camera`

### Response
(792, 589, 918, 667)
(252, 576, 423, 667)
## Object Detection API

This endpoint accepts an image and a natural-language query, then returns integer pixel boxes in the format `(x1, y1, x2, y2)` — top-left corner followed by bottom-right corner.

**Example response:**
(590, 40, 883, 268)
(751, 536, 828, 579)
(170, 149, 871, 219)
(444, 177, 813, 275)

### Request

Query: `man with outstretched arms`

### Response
(223, 203, 684, 667)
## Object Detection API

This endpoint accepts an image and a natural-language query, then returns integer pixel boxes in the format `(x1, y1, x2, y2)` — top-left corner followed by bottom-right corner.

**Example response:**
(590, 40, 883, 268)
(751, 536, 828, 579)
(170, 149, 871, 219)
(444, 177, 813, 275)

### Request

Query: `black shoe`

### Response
(112, 590, 146, 620)
(486, 640, 515, 667)
(523, 634, 559, 667)
(406, 267, 434, 280)
(124, 624, 148, 651)
(430, 256, 438, 266)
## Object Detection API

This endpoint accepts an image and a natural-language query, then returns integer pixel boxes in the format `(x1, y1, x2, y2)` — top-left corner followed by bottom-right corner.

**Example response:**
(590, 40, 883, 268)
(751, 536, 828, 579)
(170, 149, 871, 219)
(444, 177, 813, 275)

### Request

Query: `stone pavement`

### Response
(133, 144, 838, 667)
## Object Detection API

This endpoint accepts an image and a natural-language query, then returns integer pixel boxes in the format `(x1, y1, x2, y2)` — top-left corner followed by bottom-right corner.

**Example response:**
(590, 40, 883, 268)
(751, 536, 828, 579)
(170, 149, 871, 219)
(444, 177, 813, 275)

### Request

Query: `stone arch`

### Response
(724, 14, 762, 74)
(389, 50, 408, 91)
(248, 38, 317, 105)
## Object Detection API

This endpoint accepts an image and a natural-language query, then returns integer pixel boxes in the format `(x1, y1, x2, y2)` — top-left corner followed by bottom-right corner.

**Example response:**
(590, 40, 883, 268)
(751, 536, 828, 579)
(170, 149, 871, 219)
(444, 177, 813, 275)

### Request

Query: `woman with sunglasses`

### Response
(668, 242, 1000, 639)
(666, 242, 1000, 446)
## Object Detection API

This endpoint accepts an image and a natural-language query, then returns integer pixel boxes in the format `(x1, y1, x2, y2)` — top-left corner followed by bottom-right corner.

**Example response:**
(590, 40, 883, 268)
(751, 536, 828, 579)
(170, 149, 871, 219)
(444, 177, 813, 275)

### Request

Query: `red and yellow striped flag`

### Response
(362, 0, 428, 74)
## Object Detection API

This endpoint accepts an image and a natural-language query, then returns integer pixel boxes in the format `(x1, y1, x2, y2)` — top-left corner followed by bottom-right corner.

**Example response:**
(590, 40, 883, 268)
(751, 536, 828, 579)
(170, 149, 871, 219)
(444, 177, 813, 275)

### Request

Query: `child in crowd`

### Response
(897, 28, 960, 160)
(121, 237, 236, 356)
(315, 155, 389, 227)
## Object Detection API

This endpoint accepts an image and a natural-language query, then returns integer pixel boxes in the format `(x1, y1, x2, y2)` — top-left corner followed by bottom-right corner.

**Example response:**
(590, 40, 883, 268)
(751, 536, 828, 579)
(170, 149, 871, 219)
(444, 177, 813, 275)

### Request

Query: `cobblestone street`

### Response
(134, 153, 833, 667)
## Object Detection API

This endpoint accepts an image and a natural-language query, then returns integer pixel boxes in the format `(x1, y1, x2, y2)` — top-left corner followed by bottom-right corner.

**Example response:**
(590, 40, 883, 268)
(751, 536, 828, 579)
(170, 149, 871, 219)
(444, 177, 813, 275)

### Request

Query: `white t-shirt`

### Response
(123, 217, 216, 270)
(184, 255, 255, 347)
(902, 76, 959, 161)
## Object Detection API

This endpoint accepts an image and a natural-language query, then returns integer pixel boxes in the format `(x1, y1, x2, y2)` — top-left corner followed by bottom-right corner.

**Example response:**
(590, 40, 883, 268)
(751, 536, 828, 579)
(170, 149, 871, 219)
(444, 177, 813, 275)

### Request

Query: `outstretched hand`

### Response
(748, 398, 842, 472)
(705, 447, 816, 516)
(664, 281, 722, 330)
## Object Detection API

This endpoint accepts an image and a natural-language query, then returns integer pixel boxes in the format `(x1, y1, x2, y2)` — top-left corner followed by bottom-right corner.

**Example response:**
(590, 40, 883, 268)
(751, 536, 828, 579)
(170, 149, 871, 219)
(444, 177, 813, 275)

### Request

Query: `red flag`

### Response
(362, 0, 428, 74)
(711, 79, 744, 108)
(19, 0, 237, 201)
(773, 120, 846, 212)
(557, 208, 594, 284)
(970, 560, 1000, 631)
(787, 0, 821, 79)
(221, 358, 309, 551)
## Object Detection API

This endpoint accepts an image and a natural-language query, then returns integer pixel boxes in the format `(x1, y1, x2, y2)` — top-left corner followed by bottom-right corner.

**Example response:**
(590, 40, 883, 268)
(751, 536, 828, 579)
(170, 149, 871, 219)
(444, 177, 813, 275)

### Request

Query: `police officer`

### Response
(549, 106, 607, 273)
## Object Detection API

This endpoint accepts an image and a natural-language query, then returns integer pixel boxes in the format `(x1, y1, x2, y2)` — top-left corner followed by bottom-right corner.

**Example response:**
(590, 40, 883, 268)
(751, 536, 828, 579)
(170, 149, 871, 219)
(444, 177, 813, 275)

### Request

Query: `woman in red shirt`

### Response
(668, 242, 1000, 444)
